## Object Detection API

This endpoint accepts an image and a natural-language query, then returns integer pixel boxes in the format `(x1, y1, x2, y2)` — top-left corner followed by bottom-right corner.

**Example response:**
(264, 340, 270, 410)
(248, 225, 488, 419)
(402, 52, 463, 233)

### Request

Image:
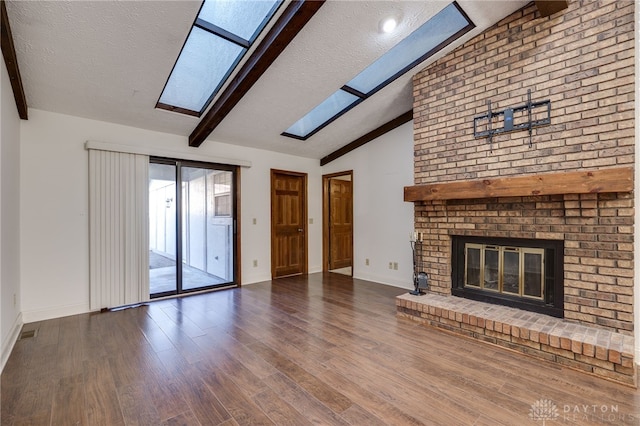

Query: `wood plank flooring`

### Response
(3, 272, 640, 425)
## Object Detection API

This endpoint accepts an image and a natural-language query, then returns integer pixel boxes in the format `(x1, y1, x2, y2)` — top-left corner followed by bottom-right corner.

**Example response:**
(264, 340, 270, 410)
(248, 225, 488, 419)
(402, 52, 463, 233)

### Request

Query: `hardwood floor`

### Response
(3, 272, 640, 425)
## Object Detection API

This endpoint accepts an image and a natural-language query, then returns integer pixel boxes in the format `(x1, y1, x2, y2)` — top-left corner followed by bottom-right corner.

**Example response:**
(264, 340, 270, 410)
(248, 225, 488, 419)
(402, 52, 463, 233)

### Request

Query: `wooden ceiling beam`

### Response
(1, 0, 28, 119)
(404, 167, 633, 202)
(320, 110, 413, 166)
(189, 0, 325, 147)
(534, 1, 569, 18)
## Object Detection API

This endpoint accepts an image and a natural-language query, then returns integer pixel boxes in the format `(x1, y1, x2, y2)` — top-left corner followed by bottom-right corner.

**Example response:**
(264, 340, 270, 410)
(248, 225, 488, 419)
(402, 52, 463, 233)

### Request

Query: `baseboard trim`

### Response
(1, 312, 23, 373)
(241, 274, 273, 285)
(353, 272, 412, 290)
(22, 302, 89, 323)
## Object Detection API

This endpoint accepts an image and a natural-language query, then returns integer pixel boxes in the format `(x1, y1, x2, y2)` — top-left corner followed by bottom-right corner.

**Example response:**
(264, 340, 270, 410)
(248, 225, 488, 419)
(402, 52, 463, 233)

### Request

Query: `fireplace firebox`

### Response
(451, 236, 563, 318)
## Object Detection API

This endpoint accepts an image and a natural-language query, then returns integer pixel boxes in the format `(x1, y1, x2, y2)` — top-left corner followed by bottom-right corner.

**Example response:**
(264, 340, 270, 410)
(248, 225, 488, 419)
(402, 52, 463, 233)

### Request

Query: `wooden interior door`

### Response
(328, 178, 353, 270)
(271, 170, 307, 278)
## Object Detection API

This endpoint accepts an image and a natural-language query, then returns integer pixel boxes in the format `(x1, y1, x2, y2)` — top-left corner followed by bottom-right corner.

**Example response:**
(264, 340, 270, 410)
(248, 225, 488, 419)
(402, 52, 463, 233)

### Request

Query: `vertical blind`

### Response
(88, 149, 149, 310)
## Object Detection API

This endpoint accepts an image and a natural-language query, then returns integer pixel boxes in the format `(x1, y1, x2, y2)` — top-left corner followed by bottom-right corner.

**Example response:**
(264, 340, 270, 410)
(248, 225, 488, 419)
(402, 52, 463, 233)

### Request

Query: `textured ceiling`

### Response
(6, 0, 529, 159)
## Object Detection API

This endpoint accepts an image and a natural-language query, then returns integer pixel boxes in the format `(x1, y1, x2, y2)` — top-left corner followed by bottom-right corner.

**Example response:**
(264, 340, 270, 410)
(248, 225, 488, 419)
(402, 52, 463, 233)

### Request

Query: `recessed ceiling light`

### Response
(381, 17, 398, 33)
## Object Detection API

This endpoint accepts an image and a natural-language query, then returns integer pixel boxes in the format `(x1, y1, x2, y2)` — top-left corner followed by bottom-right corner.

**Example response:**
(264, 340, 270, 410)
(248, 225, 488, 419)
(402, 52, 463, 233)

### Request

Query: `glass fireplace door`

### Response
(463, 243, 545, 300)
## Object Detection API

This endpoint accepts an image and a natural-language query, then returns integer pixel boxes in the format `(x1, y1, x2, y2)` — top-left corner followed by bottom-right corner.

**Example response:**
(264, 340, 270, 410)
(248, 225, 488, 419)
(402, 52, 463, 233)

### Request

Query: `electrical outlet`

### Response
(365, 258, 369, 266)
(388, 262, 393, 269)
(253, 259, 258, 267)
(393, 262, 398, 270)
(13, 293, 16, 308)
(252, 218, 257, 225)
(309, 218, 314, 224)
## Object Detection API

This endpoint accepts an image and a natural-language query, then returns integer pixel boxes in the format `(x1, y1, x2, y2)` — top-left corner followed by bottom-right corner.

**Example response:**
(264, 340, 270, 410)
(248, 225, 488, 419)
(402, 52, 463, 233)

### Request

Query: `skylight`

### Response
(283, 2, 474, 140)
(157, 0, 281, 116)
(284, 91, 360, 139)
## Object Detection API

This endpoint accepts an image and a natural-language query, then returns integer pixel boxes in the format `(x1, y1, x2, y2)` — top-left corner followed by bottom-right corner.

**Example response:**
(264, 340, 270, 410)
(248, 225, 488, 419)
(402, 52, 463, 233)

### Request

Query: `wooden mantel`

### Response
(404, 167, 633, 202)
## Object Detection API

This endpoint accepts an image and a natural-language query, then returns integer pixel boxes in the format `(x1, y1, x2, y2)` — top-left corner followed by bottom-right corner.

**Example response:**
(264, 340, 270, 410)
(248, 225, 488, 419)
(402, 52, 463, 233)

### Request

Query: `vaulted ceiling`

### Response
(5, 0, 529, 159)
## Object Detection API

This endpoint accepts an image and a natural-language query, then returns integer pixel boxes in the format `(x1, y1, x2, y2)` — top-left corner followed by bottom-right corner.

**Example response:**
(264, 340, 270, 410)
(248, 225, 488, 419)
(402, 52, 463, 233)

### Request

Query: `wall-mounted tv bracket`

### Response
(473, 89, 551, 151)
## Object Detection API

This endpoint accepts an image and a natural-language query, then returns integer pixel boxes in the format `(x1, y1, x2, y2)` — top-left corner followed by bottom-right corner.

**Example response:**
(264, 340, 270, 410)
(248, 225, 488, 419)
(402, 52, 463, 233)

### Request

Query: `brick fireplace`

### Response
(397, 0, 635, 386)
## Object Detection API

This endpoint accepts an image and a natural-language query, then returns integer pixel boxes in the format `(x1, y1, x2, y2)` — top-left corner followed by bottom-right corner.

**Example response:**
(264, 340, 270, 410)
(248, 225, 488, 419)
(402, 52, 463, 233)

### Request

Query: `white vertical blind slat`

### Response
(89, 149, 149, 310)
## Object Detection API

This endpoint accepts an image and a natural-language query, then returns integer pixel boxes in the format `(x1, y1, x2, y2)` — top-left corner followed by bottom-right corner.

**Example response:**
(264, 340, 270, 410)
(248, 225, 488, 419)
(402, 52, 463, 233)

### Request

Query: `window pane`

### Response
(159, 27, 245, 112)
(215, 195, 231, 216)
(346, 3, 471, 94)
(182, 167, 234, 290)
(149, 163, 177, 296)
(198, 0, 280, 42)
(284, 90, 359, 138)
(213, 171, 232, 217)
(214, 172, 231, 195)
(484, 248, 499, 291)
(503, 250, 520, 294)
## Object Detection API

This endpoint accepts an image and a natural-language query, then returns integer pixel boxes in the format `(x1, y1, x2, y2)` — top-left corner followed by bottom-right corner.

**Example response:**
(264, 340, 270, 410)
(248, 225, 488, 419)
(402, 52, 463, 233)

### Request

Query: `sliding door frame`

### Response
(150, 156, 240, 298)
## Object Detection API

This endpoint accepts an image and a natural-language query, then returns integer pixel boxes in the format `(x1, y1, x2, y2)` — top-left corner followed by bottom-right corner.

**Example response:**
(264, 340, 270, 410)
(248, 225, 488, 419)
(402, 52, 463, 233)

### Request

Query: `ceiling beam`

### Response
(534, 1, 568, 18)
(320, 110, 413, 166)
(189, 0, 325, 147)
(0, 0, 27, 119)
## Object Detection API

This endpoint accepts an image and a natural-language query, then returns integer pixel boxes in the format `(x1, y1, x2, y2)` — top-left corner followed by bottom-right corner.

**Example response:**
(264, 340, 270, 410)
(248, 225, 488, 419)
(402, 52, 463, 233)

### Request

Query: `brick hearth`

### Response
(397, 293, 636, 386)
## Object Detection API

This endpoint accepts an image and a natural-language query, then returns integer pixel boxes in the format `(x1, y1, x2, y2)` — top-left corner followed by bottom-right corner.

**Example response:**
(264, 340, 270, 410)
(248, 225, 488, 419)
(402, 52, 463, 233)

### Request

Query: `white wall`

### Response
(20, 109, 322, 322)
(1, 56, 23, 369)
(322, 122, 414, 289)
(19, 108, 414, 322)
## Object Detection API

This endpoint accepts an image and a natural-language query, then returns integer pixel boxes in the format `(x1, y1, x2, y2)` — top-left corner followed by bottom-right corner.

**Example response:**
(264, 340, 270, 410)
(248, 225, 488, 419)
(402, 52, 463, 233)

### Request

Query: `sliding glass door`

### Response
(149, 162, 178, 294)
(149, 159, 237, 297)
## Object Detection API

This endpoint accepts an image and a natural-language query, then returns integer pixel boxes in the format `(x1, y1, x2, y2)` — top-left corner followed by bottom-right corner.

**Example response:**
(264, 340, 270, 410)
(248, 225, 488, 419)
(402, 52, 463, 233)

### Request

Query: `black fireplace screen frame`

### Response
(451, 235, 564, 318)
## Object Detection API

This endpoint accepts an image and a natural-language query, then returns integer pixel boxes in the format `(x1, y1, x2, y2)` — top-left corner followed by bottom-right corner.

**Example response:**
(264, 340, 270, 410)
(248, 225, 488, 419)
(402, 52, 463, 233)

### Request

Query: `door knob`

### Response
(298, 228, 303, 232)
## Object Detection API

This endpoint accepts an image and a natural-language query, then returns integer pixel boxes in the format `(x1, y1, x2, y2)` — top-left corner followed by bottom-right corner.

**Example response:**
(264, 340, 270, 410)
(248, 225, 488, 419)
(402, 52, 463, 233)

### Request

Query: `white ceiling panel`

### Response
(6, 0, 529, 159)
